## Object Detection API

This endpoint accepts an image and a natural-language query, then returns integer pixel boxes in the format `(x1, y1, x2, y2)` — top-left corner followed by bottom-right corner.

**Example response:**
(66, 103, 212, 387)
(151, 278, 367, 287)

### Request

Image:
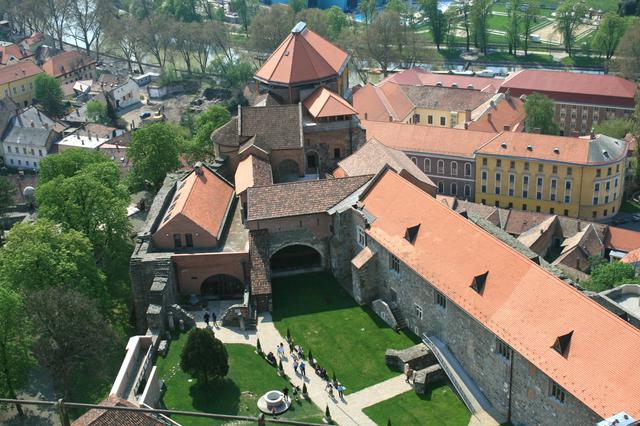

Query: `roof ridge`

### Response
(249, 174, 372, 190)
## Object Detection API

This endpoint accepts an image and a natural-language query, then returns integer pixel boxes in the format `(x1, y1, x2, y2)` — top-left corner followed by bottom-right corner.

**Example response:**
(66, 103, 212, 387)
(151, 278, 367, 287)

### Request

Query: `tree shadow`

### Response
(189, 377, 241, 416)
(2, 413, 56, 426)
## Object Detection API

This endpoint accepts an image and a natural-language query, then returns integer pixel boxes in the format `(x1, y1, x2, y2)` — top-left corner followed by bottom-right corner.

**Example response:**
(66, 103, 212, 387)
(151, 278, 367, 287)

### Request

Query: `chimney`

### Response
(364, 112, 368, 120)
(388, 115, 393, 122)
(194, 161, 204, 176)
(503, 125, 510, 131)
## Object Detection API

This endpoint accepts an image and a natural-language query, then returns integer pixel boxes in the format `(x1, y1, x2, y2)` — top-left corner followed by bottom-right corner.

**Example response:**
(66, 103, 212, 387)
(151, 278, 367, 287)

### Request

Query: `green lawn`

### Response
(272, 272, 421, 394)
(621, 200, 640, 213)
(560, 55, 605, 67)
(156, 336, 323, 425)
(363, 385, 471, 426)
(482, 51, 555, 64)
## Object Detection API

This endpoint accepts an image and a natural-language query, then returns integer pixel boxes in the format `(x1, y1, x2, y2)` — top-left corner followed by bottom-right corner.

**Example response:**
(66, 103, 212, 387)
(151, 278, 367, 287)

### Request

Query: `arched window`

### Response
(424, 158, 431, 172)
(451, 182, 458, 195)
(451, 161, 458, 176)
(464, 184, 471, 199)
(437, 160, 445, 174)
(411, 156, 417, 165)
(464, 163, 472, 177)
(437, 181, 444, 193)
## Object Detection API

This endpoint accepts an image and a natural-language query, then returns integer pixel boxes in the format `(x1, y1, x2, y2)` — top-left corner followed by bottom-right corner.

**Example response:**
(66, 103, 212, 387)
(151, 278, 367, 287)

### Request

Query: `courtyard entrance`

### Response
(200, 274, 245, 299)
(270, 245, 322, 276)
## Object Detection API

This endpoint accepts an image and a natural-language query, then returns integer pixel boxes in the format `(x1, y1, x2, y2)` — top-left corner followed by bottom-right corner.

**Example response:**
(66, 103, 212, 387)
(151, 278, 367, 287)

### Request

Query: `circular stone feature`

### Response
(257, 390, 290, 414)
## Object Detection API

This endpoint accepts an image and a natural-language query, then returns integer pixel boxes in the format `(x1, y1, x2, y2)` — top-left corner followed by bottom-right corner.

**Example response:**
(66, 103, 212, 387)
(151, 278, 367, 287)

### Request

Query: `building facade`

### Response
(41, 50, 97, 85)
(0, 60, 43, 107)
(475, 133, 627, 220)
(1, 107, 61, 169)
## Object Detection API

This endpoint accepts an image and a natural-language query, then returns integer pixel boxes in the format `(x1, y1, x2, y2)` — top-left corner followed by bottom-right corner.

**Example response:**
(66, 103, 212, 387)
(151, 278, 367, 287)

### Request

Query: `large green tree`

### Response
(28, 287, 117, 399)
(230, 0, 259, 33)
(505, 0, 520, 56)
(127, 123, 183, 191)
(249, 4, 295, 53)
(471, 0, 492, 54)
(521, 0, 540, 56)
(0, 287, 34, 416)
(594, 118, 634, 139)
(524, 92, 560, 135)
(36, 162, 130, 267)
(185, 105, 231, 163)
(359, 0, 377, 26)
(420, 0, 448, 51)
(34, 74, 64, 117)
(555, 0, 588, 57)
(583, 261, 637, 292)
(364, 11, 402, 76)
(0, 176, 16, 212)
(38, 148, 111, 184)
(325, 6, 348, 41)
(593, 12, 626, 60)
(162, 0, 200, 21)
(0, 220, 105, 299)
(180, 328, 229, 383)
(614, 20, 640, 79)
(86, 99, 109, 124)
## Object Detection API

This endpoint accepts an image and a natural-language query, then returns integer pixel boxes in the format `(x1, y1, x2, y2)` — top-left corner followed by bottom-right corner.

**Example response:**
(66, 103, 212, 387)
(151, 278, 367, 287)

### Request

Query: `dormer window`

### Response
(404, 224, 421, 244)
(552, 331, 573, 357)
(470, 271, 489, 294)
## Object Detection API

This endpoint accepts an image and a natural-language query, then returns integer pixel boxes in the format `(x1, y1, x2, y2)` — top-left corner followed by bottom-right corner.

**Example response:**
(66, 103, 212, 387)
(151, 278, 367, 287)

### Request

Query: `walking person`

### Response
(203, 311, 210, 327)
(293, 360, 299, 375)
(277, 343, 285, 359)
(337, 383, 345, 399)
(300, 361, 306, 377)
(327, 384, 334, 399)
(405, 366, 414, 383)
(211, 311, 217, 327)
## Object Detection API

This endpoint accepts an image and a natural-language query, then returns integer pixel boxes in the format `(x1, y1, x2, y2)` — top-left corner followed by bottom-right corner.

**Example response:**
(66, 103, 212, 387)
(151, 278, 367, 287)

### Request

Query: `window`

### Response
(434, 291, 447, 308)
(593, 197, 599, 205)
(481, 170, 488, 181)
(6, 146, 10, 153)
(616, 164, 620, 173)
(496, 159, 502, 168)
(509, 188, 514, 196)
(508, 202, 513, 208)
(437, 160, 444, 174)
(495, 186, 501, 195)
(33, 161, 37, 168)
(451, 182, 457, 195)
(552, 165, 558, 174)
(411, 157, 417, 165)
(495, 338, 512, 360)
(510, 161, 515, 169)
(438, 181, 444, 193)
(594, 183, 600, 193)
(481, 185, 487, 193)
(464, 163, 472, 177)
(592, 211, 597, 218)
(464, 185, 471, 199)
(536, 192, 542, 200)
(495, 172, 501, 181)
(605, 181, 610, 192)
(495, 201, 500, 207)
(333, 148, 341, 159)
(538, 164, 543, 173)
(537, 177, 543, 187)
(428, 115, 433, 125)
(615, 177, 619, 188)
(551, 178, 557, 189)
(607, 167, 612, 176)
(536, 206, 541, 212)
(22, 148, 26, 154)
(550, 207, 555, 214)
(10, 159, 14, 165)
(524, 162, 529, 171)
(25, 161, 29, 166)
(550, 381, 566, 404)
(185, 233, 193, 247)
(30, 148, 34, 155)
(596, 169, 601, 177)
(523, 204, 527, 211)
(412, 113, 420, 124)
(564, 209, 569, 216)
(440, 116, 446, 126)
(482, 158, 488, 166)
(390, 254, 400, 273)
(415, 304, 423, 319)
(424, 158, 431, 172)
(451, 162, 458, 176)
(17, 160, 21, 165)
(38, 149, 42, 156)
(357, 226, 366, 248)
(605, 195, 609, 204)
(173, 234, 182, 248)
(508, 174, 515, 184)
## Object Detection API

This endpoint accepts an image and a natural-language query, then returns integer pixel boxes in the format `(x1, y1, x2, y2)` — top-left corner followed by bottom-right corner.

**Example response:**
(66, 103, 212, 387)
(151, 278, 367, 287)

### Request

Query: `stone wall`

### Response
(304, 121, 363, 175)
(363, 231, 602, 426)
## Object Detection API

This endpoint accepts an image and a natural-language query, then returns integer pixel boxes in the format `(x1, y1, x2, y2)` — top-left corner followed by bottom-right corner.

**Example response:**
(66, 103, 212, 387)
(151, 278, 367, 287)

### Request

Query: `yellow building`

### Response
(475, 132, 627, 220)
(0, 60, 43, 108)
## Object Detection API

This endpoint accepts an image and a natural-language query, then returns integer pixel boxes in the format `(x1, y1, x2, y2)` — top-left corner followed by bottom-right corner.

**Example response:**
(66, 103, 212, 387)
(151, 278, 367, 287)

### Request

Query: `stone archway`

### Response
(200, 274, 245, 299)
(270, 244, 322, 276)
(275, 159, 301, 183)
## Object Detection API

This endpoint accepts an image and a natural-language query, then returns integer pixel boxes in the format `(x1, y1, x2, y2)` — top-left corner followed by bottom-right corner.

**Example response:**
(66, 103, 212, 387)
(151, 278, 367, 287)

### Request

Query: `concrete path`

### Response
(344, 374, 412, 410)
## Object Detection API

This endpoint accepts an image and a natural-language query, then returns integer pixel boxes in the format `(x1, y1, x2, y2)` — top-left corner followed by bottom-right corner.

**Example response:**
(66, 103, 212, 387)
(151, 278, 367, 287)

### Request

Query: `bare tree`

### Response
(139, 13, 175, 69)
(104, 14, 144, 73)
(69, 0, 110, 56)
(364, 11, 401, 76)
(249, 4, 295, 53)
(46, 0, 72, 49)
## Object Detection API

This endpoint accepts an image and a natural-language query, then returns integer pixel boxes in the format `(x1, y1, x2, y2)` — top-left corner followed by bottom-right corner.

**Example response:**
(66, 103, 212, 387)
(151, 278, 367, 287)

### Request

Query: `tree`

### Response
(185, 105, 231, 162)
(36, 162, 130, 267)
(180, 328, 228, 383)
(249, 4, 295, 53)
(0, 287, 34, 416)
(127, 123, 183, 191)
(103, 14, 145, 74)
(46, 0, 72, 49)
(86, 100, 109, 124)
(296, 8, 330, 38)
(34, 74, 64, 117)
(230, 0, 259, 34)
(289, 0, 307, 14)
(521, 0, 540, 56)
(524, 92, 560, 135)
(582, 261, 637, 292)
(593, 12, 626, 60)
(27, 287, 117, 398)
(505, 0, 520, 56)
(420, 0, 448, 51)
(0, 176, 16, 212)
(69, 0, 110, 56)
(385, 0, 407, 14)
(458, 0, 472, 51)
(0, 220, 105, 299)
(614, 20, 640, 79)
(359, 0, 377, 26)
(162, 0, 200, 21)
(326, 7, 348, 41)
(555, 0, 588, 57)
(138, 13, 175, 69)
(39, 148, 110, 184)
(594, 118, 635, 139)
(364, 11, 401, 76)
(471, 0, 492, 54)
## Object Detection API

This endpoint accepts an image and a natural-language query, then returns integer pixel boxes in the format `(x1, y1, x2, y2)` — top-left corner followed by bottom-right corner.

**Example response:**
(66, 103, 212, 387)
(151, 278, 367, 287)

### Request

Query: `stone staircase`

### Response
(390, 305, 407, 330)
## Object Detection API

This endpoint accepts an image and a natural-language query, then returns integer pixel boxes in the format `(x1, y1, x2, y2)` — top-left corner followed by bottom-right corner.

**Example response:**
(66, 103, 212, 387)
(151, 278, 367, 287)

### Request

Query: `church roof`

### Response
(254, 22, 349, 86)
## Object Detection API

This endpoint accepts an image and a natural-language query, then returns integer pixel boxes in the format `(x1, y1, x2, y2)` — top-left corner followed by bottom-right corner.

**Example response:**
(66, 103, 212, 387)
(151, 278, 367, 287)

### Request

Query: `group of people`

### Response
(203, 308, 217, 328)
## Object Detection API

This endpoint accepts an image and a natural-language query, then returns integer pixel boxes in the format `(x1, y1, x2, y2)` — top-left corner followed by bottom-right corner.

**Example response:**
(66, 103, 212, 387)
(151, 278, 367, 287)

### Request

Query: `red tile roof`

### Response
(622, 247, 640, 264)
(234, 154, 273, 195)
(380, 68, 501, 93)
(0, 60, 42, 85)
(362, 120, 499, 158)
(303, 87, 356, 118)
(466, 95, 526, 133)
(156, 165, 235, 241)
(72, 395, 164, 426)
(499, 69, 637, 108)
(42, 50, 96, 78)
(254, 22, 349, 86)
(0, 43, 30, 65)
(361, 169, 640, 420)
(605, 226, 640, 253)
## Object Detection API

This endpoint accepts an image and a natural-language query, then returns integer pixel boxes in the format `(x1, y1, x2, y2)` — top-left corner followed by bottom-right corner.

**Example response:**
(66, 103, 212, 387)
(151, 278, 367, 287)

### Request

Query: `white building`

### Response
(55, 133, 108, 153)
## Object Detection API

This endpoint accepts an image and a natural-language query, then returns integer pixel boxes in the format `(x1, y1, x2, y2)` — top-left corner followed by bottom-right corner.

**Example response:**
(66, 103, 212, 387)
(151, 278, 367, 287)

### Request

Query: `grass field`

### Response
(363, 385, 471, 426)
(272, 272, 421, 394)
(156, 337, 323, 425)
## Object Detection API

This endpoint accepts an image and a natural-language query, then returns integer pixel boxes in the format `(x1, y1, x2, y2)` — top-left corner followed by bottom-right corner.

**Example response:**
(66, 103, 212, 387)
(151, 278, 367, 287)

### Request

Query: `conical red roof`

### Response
(255, 22, 349, 86)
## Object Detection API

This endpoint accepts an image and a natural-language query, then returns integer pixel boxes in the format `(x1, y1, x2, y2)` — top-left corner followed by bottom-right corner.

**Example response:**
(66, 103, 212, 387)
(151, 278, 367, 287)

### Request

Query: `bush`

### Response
(180, 328, 228, 383)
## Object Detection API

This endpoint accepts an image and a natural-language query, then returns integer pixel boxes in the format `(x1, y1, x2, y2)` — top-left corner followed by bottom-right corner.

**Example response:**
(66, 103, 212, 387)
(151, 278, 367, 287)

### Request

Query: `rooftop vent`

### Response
(283, 51, 289, 56)
(526, 145, 533, 151)
(552, 331, 573, 357)
(451, 83, 459, 88)
(602, 150, 609, 158)
(500, 142, 507, 149)
(467, 84, 474, 89)
(470, 271, 489, 294)
(553, 147, 560, 154)
(458, 209, 468, 219)
(291, 21, 307, 34)
(435, 81, 443, 87)
(404, 224, 421, 244)
(194, 161, 204, 176)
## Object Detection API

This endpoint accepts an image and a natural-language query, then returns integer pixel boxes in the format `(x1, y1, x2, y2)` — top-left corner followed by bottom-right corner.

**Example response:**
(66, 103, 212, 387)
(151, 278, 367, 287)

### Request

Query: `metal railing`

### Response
(421, 334, 477, 414)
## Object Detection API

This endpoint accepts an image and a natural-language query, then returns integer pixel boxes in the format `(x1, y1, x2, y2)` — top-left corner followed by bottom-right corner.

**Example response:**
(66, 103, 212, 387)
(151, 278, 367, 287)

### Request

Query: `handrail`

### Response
(422, 334, 477, 414)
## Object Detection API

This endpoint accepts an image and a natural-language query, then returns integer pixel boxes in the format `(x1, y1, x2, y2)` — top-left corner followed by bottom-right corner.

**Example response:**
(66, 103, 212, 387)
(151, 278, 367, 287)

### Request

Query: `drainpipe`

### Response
(507, 354, 514, 422)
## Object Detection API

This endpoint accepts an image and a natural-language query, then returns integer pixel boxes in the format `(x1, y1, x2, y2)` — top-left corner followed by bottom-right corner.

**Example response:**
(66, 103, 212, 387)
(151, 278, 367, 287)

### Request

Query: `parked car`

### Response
(139, 111, 151, 119)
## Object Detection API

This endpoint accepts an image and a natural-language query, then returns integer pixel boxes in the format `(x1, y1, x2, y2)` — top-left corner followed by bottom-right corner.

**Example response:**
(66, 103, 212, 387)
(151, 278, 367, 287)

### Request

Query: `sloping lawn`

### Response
(156, 336, 323, 425)
(272, 272, 420, 394)
(363, 385, 471, 426)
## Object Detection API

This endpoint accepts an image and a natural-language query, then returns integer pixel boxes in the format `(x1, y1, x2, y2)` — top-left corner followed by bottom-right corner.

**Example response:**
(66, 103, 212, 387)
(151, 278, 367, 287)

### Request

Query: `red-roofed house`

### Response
(0, 60, 43, 107)
(254, 21, 350, 103)
(0, 43, 31, 66)
(499, 69, 637, 136)
(42, 50, 96, 85)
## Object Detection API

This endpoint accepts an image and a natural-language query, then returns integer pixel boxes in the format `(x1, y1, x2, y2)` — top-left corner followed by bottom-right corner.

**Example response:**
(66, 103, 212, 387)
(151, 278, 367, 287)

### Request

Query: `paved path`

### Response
(343, 374, 412, 410)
